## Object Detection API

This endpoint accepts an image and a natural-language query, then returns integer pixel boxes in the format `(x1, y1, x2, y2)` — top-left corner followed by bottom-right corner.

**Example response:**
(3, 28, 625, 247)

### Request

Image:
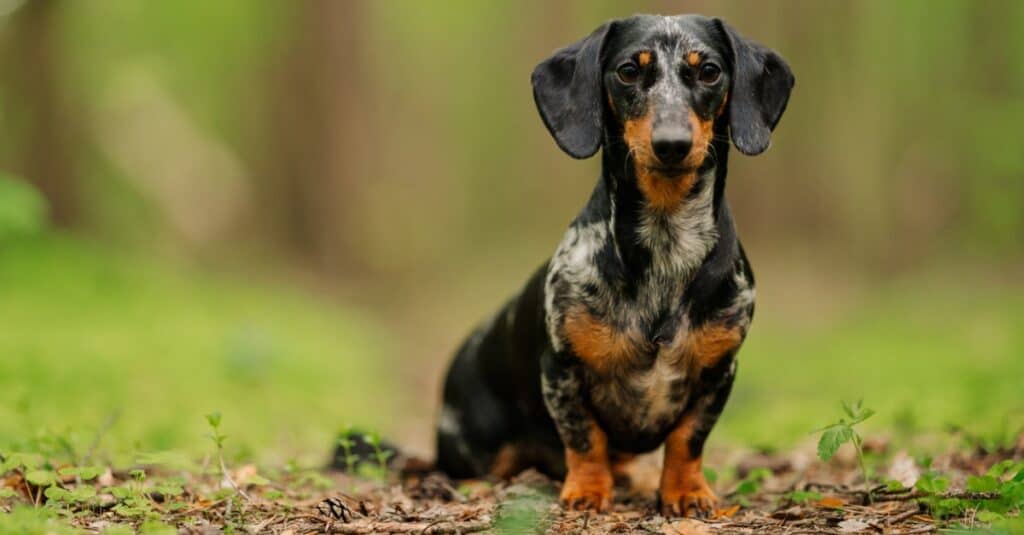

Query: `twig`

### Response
(875, 491, 1001, 503)
(887, 506, 922, 525)
(894, 525, 936, 534)
(218, 454, 251, 502)
(321, 518, 492, 534)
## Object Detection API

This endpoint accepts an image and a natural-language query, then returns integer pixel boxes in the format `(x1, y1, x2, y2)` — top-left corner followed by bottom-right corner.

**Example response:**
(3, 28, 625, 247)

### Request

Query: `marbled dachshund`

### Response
(435, 14, 794, 517)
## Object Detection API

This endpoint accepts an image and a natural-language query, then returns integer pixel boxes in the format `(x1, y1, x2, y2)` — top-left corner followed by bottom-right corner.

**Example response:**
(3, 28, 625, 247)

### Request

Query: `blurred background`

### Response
(0, 0, 1021, 464)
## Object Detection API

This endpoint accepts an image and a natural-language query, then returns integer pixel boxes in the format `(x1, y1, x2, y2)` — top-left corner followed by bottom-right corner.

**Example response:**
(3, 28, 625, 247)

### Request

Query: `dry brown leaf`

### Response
(815, 496, 847, 509)
(662, 519, 711, 535)
(713, 504, 741, 519)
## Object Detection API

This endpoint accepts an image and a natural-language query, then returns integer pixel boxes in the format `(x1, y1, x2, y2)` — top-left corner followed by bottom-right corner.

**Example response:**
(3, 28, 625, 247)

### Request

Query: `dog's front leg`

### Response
(660, 351, 738, 517)
(541, 351, 612, 511)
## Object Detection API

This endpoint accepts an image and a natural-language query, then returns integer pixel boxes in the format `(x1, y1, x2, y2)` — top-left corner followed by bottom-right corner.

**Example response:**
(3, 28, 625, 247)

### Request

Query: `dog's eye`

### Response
(698, 62, 722, 84)
(616, 62, 641, 84)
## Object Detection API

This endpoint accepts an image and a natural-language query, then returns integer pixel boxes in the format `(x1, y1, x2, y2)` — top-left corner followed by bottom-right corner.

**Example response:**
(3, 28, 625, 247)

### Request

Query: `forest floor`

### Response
(3, 433, 1021, 534)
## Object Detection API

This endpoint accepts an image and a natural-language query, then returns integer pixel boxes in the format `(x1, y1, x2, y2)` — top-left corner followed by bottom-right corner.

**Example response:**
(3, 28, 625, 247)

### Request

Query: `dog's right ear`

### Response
(531, 22, 614, 159)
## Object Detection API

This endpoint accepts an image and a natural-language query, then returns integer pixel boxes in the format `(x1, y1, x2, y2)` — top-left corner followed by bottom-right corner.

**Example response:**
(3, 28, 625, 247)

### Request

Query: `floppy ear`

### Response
(715, 19, 795, 156)
(531, 22, 614, 159)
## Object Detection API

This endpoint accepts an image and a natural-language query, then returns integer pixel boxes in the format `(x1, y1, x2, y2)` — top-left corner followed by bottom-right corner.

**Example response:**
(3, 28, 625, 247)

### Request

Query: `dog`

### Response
(434, 14, 793, 516)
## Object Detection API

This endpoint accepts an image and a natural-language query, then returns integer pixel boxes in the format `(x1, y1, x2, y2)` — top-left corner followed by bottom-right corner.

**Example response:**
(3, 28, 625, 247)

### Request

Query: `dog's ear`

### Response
(531, 22, 614, 159)
(715, 19, 795, 156)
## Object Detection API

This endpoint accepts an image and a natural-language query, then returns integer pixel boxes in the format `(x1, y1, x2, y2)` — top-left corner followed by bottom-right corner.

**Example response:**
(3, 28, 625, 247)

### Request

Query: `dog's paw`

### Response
(659, 480, 717, 518)
(559, 468, 613, 512)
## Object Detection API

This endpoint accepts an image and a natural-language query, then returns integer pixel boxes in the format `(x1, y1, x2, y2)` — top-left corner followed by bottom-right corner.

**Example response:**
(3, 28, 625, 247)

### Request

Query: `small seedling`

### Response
(205, 412, 250, 503)
(815, 399, 875, 498)
(362, 431, 394, 473)
(353, 431, 393, 482)
(336, 426, 359, 474)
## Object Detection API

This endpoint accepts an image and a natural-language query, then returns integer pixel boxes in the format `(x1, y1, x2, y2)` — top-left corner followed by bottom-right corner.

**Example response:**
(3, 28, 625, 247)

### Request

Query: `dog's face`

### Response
(532, 15, 794, 169)
(603, 17, 731, 178)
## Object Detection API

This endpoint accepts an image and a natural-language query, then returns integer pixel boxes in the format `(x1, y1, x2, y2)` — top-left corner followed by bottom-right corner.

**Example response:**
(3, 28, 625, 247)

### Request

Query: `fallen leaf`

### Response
(814, 496, 847, 509)
(887, 451, 920, 488)
(714, 504, 741, 519)
(662, 519, 711, 535)
(838, 518, 870, 532)
(98, 468, 115, 487)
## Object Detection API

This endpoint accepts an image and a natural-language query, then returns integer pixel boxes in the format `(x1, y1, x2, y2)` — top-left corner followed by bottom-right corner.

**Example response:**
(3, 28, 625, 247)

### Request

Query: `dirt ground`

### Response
(7, 434, 1015, 534)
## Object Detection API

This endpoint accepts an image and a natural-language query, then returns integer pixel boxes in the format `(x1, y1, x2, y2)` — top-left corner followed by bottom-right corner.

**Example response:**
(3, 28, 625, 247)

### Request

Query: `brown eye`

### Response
(616, 61, 641, 84)
(698, 62, 721, 84)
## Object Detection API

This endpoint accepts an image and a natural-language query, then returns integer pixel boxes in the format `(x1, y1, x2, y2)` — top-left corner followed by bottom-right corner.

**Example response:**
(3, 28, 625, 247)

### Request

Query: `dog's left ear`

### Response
(715, 19, 795, 156)
(531, 22, 614, 159)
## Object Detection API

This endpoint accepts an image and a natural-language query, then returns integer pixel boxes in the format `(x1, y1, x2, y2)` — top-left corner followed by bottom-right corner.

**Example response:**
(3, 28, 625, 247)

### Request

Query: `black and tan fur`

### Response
(434, 14, 794, 517)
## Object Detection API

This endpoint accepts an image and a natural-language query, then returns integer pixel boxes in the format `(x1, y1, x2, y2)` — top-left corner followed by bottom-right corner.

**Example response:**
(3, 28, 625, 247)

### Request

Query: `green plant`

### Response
(782, 490, 823, 505)
(336, 426, 359, 474)
(107, 469, 156, 519)
(815, 400, 876, 494)
(912, 461, 1024, 523)
(355, 431, 393, 482)
(732, 467, 772, 506)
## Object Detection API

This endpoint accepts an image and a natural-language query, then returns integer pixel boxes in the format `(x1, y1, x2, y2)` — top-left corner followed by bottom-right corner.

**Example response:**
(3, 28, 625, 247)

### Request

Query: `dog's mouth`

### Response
(646, 164, 695, 178)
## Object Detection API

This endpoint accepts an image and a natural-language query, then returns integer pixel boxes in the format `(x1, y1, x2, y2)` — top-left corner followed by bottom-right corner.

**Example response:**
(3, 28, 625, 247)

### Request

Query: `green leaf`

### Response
(916, 473, 950, 494)
(59, 466, 104, 481)
(107, 485, 132, 499)
(884, 479, 907, 491)
(44, 486, 70, 501)
(852, 408, 876, 425)
(735, 479, 759, 495)
(206, 412, 222, 429)
(967, 475, 1000, 493)
(152, 484, 184, 497)
(987, 460, 1017, 478)
(70, 486, 97, 501)
(817, 424, 853, 461)
(976, 510, 1004, 523)
(1, 452, 44, 473)
(25, 470, 57, 487)
(785, 490, 823, 504)
(0, 488, 17, 499)
(703, 467, 718, 484)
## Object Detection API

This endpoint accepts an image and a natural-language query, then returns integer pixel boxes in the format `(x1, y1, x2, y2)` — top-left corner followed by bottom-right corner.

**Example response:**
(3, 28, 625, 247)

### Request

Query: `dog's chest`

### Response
(586, 331, 695, 435)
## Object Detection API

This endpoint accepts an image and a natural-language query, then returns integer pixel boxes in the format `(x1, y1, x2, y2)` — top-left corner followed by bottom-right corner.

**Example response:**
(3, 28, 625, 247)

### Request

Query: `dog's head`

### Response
(532, 15, 794, 191)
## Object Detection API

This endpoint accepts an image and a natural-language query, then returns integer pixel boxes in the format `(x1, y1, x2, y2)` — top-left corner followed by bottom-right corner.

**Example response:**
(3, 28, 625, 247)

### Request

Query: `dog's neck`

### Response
(595, 136, 730, 284)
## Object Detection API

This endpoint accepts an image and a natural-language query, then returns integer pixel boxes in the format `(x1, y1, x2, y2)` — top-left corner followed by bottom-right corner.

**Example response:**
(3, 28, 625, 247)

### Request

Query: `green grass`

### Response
(719, 272, 1024, 450)
(0, 234, 402, 465)
(1, 233, 1022, 466)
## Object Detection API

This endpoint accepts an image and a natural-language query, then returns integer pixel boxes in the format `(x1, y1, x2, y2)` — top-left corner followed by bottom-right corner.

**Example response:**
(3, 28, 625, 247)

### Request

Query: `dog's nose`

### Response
(651, 127, 692, 166)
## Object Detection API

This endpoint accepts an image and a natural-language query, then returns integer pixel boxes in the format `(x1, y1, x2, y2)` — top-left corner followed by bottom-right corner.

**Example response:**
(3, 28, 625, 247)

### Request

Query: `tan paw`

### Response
(559, 469, 613, 512)
(660, 481, 717, 518)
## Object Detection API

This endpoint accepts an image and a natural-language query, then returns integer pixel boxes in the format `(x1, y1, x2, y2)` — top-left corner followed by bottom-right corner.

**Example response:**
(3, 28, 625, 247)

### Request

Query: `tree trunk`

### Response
(2, 0, 79, 227)
(258, 0, 370, 274)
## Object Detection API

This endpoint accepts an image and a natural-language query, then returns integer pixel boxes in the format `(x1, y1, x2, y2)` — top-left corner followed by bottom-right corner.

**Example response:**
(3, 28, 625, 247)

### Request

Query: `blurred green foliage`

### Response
(0, 235, 401, 463)
(0, 174, 46, 240)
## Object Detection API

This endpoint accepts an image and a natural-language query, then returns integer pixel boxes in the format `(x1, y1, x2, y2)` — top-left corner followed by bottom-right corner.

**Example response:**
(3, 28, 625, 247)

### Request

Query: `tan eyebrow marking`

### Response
(637, 51, 652, 66)
(686, 51, 701, 67)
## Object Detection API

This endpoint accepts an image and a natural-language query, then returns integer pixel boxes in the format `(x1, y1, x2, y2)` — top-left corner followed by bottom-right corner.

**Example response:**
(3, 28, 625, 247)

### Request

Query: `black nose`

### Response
(651, 128, 692, 166)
